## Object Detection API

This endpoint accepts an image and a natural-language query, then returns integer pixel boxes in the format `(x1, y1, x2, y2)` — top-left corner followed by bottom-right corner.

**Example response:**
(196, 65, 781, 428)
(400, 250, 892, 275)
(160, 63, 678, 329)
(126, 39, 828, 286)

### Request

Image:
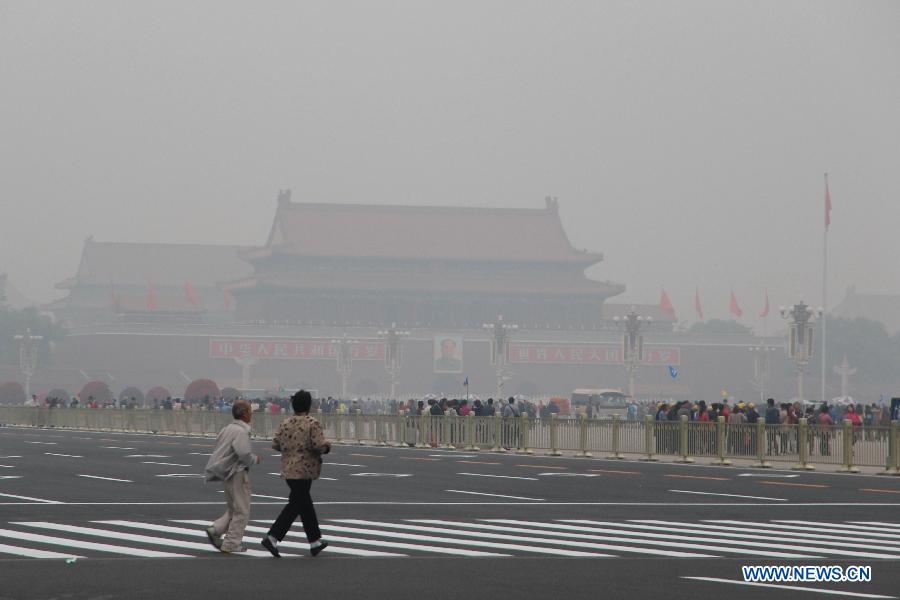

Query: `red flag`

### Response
(694, 288, 704, 320)
(146, 281, 157, 311)
(825, 173, 832, 229)
(659, 289, 676, 318)
(185, 280, 199, 307)
(223, 290, 232, 311)
(729, 289, 743, 318)
(759, 288, 770, 318)
(110, 282, 120, 312)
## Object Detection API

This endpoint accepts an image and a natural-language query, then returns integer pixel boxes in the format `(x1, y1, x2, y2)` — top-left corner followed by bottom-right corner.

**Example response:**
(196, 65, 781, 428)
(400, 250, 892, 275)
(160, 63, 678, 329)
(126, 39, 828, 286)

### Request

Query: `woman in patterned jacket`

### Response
(261, 389, 331, 557)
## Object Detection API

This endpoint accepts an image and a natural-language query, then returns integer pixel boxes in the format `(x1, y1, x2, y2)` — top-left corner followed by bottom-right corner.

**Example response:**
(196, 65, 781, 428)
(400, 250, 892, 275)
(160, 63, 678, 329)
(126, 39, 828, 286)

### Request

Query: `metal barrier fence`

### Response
(1, 406, 898, 474)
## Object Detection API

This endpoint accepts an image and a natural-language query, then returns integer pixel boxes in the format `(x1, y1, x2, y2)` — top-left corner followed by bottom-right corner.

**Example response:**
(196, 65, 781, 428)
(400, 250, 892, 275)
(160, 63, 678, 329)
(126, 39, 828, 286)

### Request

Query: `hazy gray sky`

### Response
(2, 1, 898, 327)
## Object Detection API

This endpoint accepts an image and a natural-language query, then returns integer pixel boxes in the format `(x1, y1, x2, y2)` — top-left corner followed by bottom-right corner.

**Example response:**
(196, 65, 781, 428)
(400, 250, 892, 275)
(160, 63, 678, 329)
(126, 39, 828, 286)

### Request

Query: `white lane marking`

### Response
(125, 455, 170, 458)
(328, 520, 610, 557)
(25, 441, 56, 445)
(0, 492, 61, 504)
(458, 473, 538, 481)
(320, 477, 338, 481)
(77, 475, 133, 483)
(681, 576, 897, 599)
(430, 454, 477, 458)
(4, 501, 900, 507)
(44, 453, 82, 458)
(237, 521, 508, 557)
(100, 447, 135, 450)
(0, 542, 83, 559)
(767, 521, 900, 539)
(142, 461, 191, 467)
(483, 519, 818, 559)
(217, 491, 289, 501)
(707, 520, 900, 544)
(0, 476, 23, 480)
(155, 474, 204, 478)
(0, 465, 15, 469)
(169, 520, 407, 557)
(445, 490, 544, 501)
(851, 522, 900, 529)
(669, 489, 786, 501)
(22, 521, 285, 558)
(0, 527, 189, 558)
(538, 473, 599, 477)
(736, 473, 799, 478)
(188, 453, 212, 456)
(409, 520, 714, 558)
(350, 473, 412, 478)
(633, 520, 900, 553)
(562, 520, 900, 560)
(0, 456, 22, 459)
(325, 463, 365, 467)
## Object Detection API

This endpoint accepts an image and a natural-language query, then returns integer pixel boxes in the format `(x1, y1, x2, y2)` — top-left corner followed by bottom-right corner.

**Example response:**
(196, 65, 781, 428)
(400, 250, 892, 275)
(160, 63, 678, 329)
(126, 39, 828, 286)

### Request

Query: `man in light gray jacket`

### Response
(204, 400, 260, 553)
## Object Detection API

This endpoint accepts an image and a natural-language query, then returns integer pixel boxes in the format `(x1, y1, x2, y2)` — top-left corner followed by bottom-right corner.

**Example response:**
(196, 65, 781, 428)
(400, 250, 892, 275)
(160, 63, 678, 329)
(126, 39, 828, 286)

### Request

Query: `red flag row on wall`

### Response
(661, 288, 773, 321)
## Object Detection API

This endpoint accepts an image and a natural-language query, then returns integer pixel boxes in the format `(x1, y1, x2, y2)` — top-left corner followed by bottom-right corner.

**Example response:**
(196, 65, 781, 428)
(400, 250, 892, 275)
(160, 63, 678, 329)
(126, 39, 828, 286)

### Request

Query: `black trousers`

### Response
(267, 479, 322, 543)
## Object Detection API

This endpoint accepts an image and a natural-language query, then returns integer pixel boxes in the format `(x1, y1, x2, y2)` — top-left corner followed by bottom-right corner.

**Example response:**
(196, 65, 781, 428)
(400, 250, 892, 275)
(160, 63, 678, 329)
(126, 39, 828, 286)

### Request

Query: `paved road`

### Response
(1, 424, 900, 599)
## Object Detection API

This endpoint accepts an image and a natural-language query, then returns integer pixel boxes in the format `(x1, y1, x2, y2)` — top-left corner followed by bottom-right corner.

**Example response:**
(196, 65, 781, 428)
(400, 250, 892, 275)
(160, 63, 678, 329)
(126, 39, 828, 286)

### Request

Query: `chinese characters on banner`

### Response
(209, 339, 386, 360)
(507, 343, 680, 366)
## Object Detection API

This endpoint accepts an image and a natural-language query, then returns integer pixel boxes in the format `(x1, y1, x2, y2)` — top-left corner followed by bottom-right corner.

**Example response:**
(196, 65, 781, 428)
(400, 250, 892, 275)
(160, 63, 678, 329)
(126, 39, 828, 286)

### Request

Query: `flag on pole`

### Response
(463, 376, 468, 387)
(759, 288, 770, 318)
(109, 282, 120, 312)
(694, 288, 704, 320)
(184, 280, 199, 307)
(825, 173, 832, 230)
(146, 281, 157, 312)
(729, 289, 743, 318)
(660, 289, 676, 318)
(668, 365, 678, 379)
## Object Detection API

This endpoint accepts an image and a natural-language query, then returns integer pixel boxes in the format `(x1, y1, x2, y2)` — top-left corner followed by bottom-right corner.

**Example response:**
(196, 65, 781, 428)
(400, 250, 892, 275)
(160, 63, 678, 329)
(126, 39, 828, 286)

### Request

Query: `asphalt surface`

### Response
(1, 423, 900, 600)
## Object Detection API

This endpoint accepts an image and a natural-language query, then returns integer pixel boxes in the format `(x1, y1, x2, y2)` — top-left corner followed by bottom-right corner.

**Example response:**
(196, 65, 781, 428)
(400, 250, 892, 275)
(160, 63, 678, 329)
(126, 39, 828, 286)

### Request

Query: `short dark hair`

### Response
(232, 400, 251, 420)
(292, 390, 313, 414)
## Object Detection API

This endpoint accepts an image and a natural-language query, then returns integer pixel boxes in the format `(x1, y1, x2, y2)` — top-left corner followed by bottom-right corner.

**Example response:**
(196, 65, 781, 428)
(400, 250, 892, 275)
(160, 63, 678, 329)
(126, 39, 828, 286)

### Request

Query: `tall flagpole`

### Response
(821, 173, 829, 405)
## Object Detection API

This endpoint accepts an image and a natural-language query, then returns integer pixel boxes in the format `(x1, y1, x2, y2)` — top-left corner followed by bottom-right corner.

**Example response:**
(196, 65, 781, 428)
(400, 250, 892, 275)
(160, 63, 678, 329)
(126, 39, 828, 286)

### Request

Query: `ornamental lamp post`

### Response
(330, 334, 358, 399)
(14, 328, 43, 400)
(482, 315, 517, 398)
(613, 308, 651, 400)
(377, 323, 410, 401)
(779, 301, 822, 403)
(748, 345, 779, 405)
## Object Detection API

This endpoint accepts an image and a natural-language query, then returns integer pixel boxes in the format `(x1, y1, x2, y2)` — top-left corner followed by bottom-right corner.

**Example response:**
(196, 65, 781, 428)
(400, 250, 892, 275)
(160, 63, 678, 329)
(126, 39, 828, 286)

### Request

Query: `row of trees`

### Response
(0, 379, 245, 406)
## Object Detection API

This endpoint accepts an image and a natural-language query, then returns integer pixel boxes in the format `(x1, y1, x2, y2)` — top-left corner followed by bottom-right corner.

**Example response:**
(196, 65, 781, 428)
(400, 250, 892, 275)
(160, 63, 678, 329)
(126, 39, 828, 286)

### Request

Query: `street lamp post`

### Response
(483, 315, 517, 398)
(377, 323, 410, 401)
(330, 335, 358, 399)
(613, 308, 651, 400)
(14, 328, 43, 400)
(749, 345, 778, 405)
(780, 301, 822, 403)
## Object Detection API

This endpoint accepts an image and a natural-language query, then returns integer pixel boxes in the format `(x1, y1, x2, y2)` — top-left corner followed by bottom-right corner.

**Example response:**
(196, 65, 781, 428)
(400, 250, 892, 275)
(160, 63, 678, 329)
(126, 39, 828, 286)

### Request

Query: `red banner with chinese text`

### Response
(508, 343, 680, 366)
(209, 339, 386, 360)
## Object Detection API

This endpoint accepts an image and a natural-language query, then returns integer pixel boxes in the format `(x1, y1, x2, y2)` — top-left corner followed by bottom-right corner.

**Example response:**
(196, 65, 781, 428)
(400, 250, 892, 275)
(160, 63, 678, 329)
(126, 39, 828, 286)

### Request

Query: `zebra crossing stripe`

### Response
(408, 519, 715, 558)
(561, 520, 900, 560)
(0, 527, 189, 558)
(328, 520, 612, 557)
(88, 521, 281, 558)
(0, 542, 83, 559)
(174, 520, 406, 557)
(238, 521, 504, 557)
(484, 520, 817, 559)
(652, 519, 900, 551)
(762, 520, 900, 540)
(850, 521, 900, 529)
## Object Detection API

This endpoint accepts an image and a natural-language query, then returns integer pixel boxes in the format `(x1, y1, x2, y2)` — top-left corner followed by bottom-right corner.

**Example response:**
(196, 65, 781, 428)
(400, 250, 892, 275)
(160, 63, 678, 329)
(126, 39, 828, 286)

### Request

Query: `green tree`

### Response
(0, 307, 66, 365)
